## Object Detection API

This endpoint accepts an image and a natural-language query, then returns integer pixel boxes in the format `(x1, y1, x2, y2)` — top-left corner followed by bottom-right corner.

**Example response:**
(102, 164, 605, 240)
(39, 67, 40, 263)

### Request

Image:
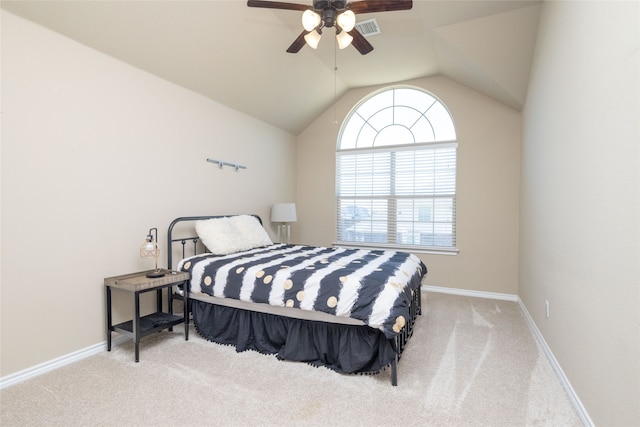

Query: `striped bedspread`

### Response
(178, 244, 427, 339)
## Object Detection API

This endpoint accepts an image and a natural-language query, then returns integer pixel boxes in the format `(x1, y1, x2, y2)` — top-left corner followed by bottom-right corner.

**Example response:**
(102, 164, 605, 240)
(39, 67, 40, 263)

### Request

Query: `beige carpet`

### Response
(0, 292, 582, 426)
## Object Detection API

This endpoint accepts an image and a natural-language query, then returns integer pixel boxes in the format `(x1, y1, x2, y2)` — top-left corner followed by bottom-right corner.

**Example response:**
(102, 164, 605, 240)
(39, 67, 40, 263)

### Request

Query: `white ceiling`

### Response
(1, 0, 542, 134)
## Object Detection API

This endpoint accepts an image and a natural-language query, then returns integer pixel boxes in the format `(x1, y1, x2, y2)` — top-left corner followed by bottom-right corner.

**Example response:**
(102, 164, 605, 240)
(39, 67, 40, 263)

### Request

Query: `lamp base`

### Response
(277, 223, 291, 244)
(146, 269, 165, 278)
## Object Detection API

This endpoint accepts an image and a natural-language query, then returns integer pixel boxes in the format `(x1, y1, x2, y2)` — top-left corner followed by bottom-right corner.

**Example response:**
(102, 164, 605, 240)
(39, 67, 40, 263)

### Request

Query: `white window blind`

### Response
(336, 86, 457, 252)
(337, 143, 456, 249)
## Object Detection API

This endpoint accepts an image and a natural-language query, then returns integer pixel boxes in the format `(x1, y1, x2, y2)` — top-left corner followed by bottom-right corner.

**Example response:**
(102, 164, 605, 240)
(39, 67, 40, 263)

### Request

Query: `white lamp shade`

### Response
(304, 30, 322, 49)
(336, 10, 356, 32)
(336, 30, 353, 49)
(302, 9, 321, 31)
(271, 203, 297, 222)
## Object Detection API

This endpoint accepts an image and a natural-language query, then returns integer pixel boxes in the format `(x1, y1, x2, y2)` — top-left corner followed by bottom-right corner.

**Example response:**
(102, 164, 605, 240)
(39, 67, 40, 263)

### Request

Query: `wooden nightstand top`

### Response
(104, 270, 189, 292)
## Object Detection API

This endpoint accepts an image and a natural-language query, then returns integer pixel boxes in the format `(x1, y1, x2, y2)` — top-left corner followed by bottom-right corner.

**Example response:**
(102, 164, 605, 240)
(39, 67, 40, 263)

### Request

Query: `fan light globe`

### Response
(336, 30, 353, 49)
(304, 30, 322, 49)
(302, 9, 321, 31)
(336, 10, 356, 32)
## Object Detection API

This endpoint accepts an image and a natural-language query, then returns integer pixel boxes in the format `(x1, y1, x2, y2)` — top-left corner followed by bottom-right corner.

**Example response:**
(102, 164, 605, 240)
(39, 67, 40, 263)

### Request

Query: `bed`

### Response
(167, 214, 426, 385)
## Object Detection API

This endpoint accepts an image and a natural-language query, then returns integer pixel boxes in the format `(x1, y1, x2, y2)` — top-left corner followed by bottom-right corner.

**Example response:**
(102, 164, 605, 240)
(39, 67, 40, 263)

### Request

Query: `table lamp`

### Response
(271, 203, 297, 244)
(140, 227, 164, 278)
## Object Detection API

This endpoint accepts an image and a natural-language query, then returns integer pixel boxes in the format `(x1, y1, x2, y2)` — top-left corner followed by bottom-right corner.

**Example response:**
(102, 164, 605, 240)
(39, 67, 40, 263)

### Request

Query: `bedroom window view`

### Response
(336, 86, 457, 252)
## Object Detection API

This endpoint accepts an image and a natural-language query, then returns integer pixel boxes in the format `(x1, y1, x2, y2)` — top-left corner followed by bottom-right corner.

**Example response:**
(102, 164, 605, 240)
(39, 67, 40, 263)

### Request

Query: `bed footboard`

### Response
(390, 285, 422, 386)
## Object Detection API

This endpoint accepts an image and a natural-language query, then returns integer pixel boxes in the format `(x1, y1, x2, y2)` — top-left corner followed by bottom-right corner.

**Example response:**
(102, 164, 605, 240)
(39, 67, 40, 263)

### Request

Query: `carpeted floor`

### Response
(0, 292, 582, 426)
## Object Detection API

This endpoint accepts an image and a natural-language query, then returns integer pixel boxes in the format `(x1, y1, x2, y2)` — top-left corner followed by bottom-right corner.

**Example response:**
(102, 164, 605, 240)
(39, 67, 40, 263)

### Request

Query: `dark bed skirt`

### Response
(191, 300, 397, 375)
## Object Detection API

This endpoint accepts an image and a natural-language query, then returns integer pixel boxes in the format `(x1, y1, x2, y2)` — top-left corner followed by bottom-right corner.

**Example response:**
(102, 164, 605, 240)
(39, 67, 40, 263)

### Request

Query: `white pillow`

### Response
(195, 217, 246, 255)
(229, 215, 273, 248)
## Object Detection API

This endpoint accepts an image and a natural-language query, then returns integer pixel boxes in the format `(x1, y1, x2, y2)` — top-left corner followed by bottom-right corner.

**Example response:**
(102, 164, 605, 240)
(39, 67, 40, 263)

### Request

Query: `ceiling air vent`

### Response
(354, 18, 381, 37)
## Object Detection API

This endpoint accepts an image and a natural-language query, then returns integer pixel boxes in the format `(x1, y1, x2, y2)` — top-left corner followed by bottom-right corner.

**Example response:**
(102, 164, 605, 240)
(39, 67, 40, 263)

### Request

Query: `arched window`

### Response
(336, 86, 457, 252)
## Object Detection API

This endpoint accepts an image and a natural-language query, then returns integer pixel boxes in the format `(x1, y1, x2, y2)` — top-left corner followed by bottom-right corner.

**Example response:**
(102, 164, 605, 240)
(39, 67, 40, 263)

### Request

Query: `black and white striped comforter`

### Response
(178, 244, 426, 339)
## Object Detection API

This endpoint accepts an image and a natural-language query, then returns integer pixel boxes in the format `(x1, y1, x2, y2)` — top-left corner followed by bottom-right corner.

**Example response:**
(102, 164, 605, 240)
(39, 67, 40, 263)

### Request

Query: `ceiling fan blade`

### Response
(287, 30, 310, 53)
(348, 0, 412, 14)
(349, 29, 374, 55)
(247, 0, 309, 12)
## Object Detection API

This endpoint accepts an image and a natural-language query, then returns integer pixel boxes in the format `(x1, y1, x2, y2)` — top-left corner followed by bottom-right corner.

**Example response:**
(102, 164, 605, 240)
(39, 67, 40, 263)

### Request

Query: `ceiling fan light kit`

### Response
(247, 0, 412, 55)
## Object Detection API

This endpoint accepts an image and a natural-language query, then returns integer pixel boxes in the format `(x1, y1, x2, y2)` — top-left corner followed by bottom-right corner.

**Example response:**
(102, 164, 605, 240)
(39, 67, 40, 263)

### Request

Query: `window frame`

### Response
(335, 86, 459, 255)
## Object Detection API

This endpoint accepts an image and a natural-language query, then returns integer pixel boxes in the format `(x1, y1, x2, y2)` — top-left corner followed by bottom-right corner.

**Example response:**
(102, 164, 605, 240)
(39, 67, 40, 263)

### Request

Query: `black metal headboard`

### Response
(166, 215, 263, 270)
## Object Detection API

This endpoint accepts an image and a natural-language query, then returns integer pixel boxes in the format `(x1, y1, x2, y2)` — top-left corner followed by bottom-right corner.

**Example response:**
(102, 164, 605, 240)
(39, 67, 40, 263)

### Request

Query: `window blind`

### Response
(336, 142, 456, 249)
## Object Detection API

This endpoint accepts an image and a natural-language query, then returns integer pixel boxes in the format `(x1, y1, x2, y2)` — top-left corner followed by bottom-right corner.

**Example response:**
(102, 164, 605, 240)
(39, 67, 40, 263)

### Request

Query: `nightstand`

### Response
(105, 269, 190, 362)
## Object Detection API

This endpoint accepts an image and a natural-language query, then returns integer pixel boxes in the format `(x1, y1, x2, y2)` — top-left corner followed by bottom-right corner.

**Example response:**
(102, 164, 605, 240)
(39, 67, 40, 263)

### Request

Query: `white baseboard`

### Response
(423, 284, 518, 302)
(517, 298, 594, 427)
(0, 335, 128, 390)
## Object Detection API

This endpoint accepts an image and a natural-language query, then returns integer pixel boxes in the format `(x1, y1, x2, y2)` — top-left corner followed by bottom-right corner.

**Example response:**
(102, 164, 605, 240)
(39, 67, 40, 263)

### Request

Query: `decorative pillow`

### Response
(229, 215, 273, 248)
(195, 217, 246, 255)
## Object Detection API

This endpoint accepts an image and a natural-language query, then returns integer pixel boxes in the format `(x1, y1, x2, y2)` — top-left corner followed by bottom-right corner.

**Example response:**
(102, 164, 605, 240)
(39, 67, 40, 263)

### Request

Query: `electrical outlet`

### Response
(545, 300, 550, 318)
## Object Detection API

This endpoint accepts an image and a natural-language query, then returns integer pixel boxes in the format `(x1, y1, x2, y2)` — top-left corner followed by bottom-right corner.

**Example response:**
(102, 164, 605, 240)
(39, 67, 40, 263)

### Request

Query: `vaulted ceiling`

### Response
(1, 0, 542, 134)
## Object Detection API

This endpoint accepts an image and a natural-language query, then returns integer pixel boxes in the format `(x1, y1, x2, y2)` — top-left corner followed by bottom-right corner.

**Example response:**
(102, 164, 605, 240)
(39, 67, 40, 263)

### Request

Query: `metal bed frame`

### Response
(166, 215, 421, 386)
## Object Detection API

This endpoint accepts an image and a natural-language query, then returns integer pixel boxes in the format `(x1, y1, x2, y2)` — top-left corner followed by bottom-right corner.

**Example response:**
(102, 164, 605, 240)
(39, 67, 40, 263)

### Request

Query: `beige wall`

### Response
(520, 1, 639, 425)
(296, 75, 521, 295)
(0, 11, 296, 377)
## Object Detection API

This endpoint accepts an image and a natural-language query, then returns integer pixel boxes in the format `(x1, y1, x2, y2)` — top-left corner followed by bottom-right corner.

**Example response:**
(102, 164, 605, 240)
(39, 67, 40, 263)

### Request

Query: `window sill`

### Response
(333, 242, 459, 256)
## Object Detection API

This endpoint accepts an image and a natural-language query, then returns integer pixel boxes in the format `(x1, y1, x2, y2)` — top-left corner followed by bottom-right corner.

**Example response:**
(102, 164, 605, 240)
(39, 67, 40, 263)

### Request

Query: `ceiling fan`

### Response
(247, 0, 413, 55)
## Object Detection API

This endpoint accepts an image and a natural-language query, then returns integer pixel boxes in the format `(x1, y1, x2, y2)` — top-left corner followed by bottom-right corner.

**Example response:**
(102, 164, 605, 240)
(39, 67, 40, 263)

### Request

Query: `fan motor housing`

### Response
(313, 1, 347, 12)
(323, 9, 337, 27)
